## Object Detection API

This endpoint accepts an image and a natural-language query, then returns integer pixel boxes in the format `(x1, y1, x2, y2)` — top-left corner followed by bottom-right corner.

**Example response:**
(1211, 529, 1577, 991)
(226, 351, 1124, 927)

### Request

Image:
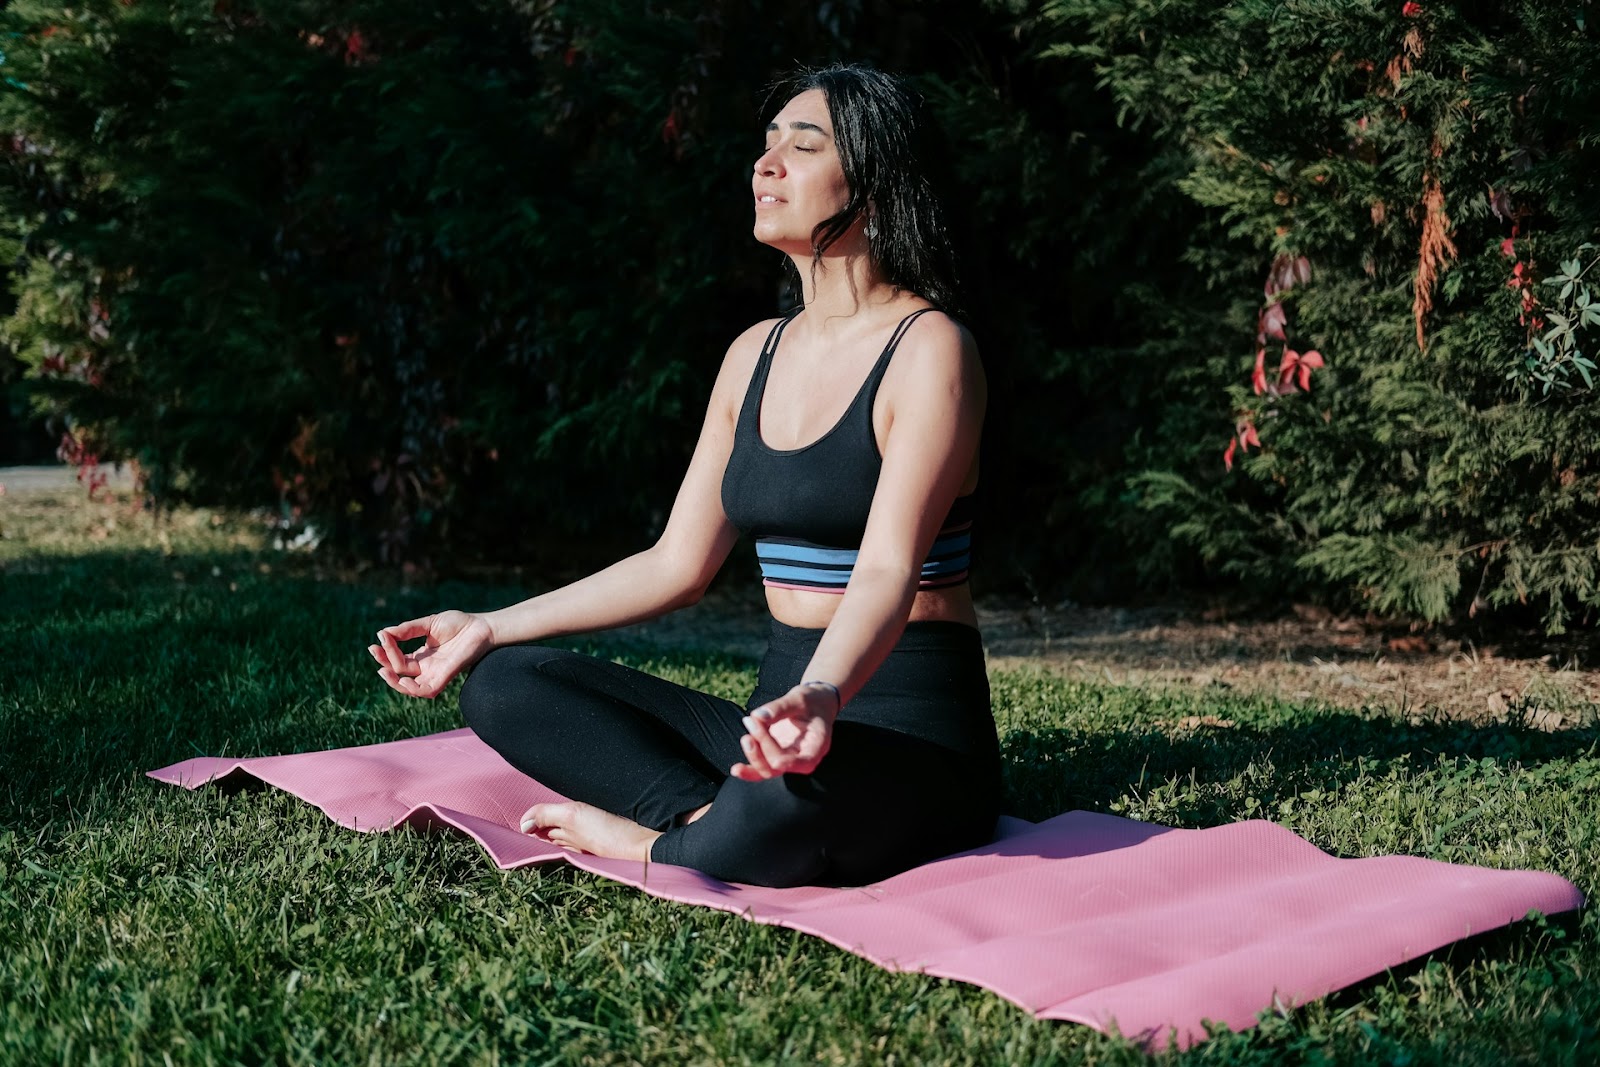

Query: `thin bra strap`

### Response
(738, 311, 801, 432)
(863, 307, 939, 398)
(764, 308, 800, 355)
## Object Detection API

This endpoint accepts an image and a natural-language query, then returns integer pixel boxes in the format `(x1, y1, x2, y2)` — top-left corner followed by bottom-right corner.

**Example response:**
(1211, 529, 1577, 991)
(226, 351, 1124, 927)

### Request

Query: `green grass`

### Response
(2, 490, 1597, 1065)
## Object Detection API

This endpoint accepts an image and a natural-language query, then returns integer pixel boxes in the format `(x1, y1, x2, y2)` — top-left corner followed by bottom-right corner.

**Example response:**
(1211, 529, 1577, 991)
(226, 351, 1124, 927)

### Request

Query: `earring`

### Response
(865, 216, 879, 241)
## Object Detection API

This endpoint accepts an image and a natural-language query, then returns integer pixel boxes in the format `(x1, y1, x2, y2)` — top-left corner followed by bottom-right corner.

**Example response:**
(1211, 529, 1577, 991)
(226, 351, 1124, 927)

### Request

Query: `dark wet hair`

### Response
(764, 64, 964, 316)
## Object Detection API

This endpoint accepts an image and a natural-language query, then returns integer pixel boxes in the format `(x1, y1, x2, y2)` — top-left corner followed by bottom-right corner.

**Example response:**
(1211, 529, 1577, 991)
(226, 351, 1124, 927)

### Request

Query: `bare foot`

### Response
(520, 801, 662, 862)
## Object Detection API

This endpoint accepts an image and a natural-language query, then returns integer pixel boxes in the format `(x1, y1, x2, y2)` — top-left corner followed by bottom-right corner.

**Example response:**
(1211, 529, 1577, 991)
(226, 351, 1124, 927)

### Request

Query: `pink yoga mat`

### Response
(149, 729, 1583, 1048)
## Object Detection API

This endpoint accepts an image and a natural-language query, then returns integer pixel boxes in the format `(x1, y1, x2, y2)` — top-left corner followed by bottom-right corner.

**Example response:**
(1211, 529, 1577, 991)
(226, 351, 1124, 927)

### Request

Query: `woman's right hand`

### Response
(368, 610, 495, 699)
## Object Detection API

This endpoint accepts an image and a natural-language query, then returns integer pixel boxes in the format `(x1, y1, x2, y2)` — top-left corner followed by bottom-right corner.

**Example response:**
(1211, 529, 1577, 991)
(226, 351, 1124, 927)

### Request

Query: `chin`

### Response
(751, 226, 806, 254)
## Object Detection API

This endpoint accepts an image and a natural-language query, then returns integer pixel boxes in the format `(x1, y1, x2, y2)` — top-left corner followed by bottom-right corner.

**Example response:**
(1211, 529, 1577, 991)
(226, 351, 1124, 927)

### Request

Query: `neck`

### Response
(787, 244, 899, 325)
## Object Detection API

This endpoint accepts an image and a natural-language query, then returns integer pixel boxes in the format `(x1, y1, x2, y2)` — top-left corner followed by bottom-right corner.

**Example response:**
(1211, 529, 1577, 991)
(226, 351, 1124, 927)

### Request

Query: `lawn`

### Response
(3, 489, 1597, 1065)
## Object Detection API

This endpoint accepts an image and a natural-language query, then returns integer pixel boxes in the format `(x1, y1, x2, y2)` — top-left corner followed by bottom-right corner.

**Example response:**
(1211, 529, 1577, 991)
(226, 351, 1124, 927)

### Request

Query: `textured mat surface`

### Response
(149, 729, 1583, 1047)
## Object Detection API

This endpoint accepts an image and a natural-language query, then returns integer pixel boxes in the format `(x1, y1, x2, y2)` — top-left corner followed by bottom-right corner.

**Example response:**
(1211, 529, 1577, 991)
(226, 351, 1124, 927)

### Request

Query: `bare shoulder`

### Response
(885, 309, 985, 396)
(718, 316, 784, 380)
(732, 314, 788, 352)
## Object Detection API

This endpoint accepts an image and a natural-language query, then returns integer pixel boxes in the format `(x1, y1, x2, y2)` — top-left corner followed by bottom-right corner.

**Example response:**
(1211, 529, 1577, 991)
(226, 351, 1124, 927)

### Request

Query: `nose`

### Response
(753, 146, 783, 178)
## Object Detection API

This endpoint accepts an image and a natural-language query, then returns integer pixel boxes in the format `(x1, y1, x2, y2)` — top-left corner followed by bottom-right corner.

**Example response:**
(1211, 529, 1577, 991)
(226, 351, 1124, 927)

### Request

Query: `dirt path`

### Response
(0, 464, 136, 494)
(977, 600, 1596, 728)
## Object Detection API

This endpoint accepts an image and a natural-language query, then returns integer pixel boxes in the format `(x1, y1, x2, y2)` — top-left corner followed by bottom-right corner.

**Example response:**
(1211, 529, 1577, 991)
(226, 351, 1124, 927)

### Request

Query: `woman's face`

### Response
(752, 88, 854, 254)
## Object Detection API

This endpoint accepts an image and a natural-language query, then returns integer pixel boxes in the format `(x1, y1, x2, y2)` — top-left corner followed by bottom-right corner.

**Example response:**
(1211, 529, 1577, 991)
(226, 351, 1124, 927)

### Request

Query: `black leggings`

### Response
(458, 619, 1002, 888)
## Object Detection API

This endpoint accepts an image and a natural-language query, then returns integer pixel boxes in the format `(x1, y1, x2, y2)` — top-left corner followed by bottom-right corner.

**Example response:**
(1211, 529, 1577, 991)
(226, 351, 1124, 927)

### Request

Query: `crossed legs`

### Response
(459, 643, 998, 888)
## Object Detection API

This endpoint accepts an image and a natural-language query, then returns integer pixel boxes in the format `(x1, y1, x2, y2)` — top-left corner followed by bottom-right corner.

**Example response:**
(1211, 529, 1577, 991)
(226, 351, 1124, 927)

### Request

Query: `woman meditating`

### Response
(368, 64, 999, 888)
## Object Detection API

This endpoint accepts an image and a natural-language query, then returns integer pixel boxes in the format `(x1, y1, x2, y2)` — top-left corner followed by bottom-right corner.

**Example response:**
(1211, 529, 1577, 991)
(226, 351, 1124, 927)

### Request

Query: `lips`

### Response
(754, 189, 786, 205)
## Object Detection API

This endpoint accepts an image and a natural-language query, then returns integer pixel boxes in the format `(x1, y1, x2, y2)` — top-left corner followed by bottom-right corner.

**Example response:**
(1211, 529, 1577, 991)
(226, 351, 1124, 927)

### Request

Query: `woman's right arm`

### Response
(370, 321, 773, 698)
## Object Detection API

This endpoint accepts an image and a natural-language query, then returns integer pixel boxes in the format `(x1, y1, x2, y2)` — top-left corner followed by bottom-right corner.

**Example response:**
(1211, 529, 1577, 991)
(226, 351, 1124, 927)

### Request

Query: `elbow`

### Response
(670, 582, 709, 610)
(649, 545, 715, 610)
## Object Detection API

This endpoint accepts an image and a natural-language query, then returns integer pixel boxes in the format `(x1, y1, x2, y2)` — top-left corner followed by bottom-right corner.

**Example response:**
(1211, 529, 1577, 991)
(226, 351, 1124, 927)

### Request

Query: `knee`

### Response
(686, 778, 831, 888)
(457, 646, 508, 737)
(458, 645, 565, 741)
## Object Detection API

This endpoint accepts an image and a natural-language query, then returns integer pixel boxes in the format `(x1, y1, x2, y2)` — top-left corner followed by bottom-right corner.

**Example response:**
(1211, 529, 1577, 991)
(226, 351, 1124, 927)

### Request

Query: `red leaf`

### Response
(1276, 348, 1300, 392)
(1224, 438, 1237, 471)
(1262, 302, 1288, 341)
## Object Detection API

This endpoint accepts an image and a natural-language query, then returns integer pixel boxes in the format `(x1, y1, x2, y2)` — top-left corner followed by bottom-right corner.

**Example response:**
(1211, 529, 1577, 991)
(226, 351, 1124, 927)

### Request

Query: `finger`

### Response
(380, 617, 435, 643)
(377, 666, 414, 696)
(418, 648, 465, 689)
(739, 732, 776, 777)
(770, 720, 829, 776)
(368, 643, 405, 672)
(744, 716, 789, 770)
(376, 667, 411, 696)
(729, 761, 768, 782)
(767, 716, 804, 749)
(376, 618, 431, 673)
(378, 666, 435, 699)
(738, 732, 777, 778)
(751, 695, 799, 724)
(376, 630, 405, 674)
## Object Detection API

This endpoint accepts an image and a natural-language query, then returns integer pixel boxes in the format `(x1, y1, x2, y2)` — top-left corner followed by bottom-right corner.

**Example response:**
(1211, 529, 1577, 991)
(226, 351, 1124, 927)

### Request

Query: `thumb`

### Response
(752, 691, 805, 724)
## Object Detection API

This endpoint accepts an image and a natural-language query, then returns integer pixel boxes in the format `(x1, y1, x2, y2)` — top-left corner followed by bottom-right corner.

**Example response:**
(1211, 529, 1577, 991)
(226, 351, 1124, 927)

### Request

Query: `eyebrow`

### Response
(765, 120, 831, 138)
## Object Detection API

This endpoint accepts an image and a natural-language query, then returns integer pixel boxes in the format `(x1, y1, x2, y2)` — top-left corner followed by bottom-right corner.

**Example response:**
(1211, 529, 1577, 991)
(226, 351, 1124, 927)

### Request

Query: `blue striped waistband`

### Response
(755, 524, 972, 591)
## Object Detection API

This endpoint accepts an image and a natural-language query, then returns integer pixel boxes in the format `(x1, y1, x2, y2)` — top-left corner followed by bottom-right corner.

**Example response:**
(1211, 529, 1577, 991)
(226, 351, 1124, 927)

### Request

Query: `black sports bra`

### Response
(720, 309, 975, 593)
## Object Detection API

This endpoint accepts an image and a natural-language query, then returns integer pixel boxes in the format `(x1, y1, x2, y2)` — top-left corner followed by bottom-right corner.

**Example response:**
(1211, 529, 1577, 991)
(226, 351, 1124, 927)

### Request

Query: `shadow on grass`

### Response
(2, 546, 762, 828)
(999, 715, 1600, 826)
(9, 545, 1600, 846)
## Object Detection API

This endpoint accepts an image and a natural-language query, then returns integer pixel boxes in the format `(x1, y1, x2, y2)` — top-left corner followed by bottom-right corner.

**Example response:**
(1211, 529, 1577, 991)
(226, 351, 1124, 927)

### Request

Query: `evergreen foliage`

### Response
(4, 0, 1598, 633)
(1032, 0, 1600, 633)
(0, 0, 849, 560)
(0, 0, 1210, 587)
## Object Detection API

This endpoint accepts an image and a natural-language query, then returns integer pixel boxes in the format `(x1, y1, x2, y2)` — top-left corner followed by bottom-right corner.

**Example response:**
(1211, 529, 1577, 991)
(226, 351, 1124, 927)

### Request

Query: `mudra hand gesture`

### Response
(731, 681, 840, 780)
(368, 610, 494, 698)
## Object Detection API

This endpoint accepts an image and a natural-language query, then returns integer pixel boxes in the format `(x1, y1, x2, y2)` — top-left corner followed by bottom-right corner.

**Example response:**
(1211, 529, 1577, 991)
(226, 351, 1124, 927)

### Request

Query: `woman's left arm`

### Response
(734, 315, 984, 780)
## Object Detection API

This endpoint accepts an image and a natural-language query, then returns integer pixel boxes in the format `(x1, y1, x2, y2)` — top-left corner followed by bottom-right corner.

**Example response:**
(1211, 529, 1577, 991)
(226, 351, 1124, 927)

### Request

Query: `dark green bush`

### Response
(1027, 0, 1600, 633)
(0, 0, 834, 560)
(1, 0, 1121, 579)
(8, 0, 1597, 633)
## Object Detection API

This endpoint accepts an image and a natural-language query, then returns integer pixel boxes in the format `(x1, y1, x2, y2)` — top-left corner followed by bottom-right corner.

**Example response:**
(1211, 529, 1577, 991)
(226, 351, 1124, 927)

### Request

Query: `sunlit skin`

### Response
(369, 87, 984, 864)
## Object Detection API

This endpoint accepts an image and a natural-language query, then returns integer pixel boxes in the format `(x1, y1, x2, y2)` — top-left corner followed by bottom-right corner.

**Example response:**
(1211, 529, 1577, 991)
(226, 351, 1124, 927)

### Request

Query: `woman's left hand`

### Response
(730, 683, 839, 780)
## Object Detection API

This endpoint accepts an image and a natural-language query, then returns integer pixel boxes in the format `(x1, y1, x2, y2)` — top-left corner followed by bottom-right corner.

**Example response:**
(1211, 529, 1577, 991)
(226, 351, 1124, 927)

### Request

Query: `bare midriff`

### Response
(765, 583, 980, 631)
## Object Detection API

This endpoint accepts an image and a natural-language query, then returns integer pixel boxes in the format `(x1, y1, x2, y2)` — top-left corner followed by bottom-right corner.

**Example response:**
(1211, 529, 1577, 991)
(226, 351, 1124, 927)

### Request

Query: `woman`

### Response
(369, 64, 1000, 888)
